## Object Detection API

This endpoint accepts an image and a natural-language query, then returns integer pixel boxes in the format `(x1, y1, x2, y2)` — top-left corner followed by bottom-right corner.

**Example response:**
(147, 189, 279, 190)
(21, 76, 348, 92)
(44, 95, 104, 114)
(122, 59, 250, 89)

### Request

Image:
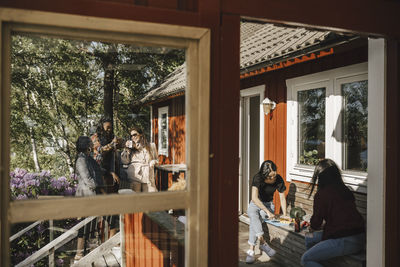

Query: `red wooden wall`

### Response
(0, 1, 399, 267)
(240, 42, 368, 214)
(124, 213, 184, 267)
(152, 96, 186, 166)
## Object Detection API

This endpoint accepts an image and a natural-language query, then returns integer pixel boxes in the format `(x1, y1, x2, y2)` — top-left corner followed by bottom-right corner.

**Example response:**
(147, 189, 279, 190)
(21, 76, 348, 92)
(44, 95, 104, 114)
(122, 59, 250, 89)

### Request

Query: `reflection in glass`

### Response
(10, 210, 186, 266)
(298, 88, 326, 165)
(10, 32, 186, 199)
(342, 80, 368, 172)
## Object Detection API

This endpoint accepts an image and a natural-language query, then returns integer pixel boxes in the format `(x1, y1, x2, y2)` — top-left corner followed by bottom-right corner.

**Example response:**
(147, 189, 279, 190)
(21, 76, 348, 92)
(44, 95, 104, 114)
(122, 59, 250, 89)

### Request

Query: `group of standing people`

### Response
(73, 117, 158, 261)
(245, 159, 366, 267)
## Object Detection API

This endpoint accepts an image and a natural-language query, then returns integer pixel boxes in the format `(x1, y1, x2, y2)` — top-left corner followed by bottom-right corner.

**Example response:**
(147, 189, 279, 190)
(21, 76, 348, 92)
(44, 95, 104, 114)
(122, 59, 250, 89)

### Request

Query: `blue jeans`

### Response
(247, 201, 275, 246)
(301, 231, 366, 267)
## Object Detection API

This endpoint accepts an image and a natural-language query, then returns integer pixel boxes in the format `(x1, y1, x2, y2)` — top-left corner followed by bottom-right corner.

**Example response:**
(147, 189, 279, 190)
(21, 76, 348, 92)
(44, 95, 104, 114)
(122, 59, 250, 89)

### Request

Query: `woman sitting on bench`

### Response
(245, 160, 287, 264)
(301, 159, 365, 267)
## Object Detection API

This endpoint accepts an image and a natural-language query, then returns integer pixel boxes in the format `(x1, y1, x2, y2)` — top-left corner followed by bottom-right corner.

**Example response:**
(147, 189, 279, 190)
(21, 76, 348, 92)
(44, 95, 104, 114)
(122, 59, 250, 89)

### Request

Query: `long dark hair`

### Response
(74, 136, 92, 176)
(259, 160, 277, 178)
(130, 126, 150, 151)
(96, 117, 114, 145)
(76, 136, 92, 154)
(308, 158, 354, 200)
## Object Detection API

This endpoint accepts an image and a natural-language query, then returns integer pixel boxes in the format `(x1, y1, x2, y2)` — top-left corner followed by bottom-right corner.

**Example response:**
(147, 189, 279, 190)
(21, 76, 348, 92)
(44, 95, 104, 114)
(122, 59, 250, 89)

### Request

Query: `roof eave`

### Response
(240, 36, 360, 75)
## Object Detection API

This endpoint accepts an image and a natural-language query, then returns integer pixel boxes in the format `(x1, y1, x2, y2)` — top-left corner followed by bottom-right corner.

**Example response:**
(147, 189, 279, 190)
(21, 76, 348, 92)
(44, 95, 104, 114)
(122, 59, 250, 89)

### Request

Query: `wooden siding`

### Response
(124, 213, 184, 267)
(240, 43, 368, 215)
(287, 181, 367, 219)
(0, 2, 400, 267)
(152, 96, 186, 166)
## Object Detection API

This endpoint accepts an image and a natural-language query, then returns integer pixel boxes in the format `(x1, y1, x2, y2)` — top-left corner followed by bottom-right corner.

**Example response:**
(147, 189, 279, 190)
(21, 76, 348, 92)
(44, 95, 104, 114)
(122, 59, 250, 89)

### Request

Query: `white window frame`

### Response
(238, 85, 265, 214)
(286, 62, 368, 193)
(0, 8, 210, 267)
(158, 106, 169, 156)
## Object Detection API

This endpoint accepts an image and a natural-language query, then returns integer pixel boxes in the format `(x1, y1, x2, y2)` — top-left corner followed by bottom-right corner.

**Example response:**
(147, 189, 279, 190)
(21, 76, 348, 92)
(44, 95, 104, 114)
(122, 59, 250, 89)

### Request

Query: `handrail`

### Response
(9, 220, 42, 242)
(15, 217, 96, 267)
(72, 232, 120, 267)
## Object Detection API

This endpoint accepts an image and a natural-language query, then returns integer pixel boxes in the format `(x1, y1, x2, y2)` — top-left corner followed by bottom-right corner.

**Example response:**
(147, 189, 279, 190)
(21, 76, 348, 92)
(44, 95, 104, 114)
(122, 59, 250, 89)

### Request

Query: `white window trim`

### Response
(239, 85, 265, 214)
(286, 62, 368, 193)
(240, 85, 265, 165)
(158, 106, 169, 156)
(150, 105, 153, 143)
(0, 8, 210, 267)
(366, 38, 385, 267)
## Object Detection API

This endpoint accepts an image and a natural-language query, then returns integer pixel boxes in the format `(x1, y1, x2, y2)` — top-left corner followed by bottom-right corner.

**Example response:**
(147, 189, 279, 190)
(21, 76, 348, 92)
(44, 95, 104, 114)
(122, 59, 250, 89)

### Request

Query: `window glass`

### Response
(342, 80, 368, 171)
(158, 106, 169, 156)
(10, 32, 186, 199)
(297, 88, 326, 165)
(10, 210, 186, 266)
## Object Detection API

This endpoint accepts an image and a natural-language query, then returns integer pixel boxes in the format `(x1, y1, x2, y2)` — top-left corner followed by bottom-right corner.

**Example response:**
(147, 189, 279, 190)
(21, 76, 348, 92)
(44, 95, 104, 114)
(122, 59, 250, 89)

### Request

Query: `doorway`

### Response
(239, 85, 265, 215)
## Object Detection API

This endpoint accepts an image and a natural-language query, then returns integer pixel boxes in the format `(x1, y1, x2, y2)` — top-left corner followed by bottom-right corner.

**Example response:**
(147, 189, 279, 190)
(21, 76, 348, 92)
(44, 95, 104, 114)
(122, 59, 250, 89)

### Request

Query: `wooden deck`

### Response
(238, 221, 282, 267)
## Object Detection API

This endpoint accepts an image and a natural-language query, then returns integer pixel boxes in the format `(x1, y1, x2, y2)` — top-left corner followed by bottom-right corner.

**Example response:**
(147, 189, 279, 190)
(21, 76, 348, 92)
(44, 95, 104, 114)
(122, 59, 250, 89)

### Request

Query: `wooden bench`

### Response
(264, 181, 366, 266)
(264, 221, 366, 267)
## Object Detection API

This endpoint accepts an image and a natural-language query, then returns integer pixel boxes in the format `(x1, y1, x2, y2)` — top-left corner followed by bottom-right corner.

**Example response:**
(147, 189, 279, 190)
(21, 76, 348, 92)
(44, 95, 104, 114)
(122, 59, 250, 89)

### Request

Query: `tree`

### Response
(10, 33, 184, 176)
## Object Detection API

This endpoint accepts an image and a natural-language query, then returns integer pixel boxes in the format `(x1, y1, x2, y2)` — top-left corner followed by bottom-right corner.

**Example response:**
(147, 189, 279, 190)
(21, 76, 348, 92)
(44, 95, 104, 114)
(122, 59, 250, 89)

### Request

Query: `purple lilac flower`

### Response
(16, 194, 27, 200)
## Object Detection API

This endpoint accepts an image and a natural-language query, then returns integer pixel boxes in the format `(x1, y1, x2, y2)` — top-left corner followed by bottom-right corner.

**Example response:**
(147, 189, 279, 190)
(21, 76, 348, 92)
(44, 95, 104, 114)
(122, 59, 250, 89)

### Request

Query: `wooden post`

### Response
(120, 214, 126, 267)
(49, 220, 54, 267)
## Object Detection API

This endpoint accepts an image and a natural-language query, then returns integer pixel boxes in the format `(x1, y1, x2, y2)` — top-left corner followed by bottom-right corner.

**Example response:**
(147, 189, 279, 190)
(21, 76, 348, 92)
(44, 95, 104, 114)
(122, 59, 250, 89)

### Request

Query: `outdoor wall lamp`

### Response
(262, 97, 276, 115)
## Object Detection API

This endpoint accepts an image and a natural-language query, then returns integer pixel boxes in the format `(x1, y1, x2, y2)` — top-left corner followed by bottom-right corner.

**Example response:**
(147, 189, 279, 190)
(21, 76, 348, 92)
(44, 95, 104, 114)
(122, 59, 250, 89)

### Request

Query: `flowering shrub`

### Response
(10, 168, 77, 200)
(10, 169, 79, 266)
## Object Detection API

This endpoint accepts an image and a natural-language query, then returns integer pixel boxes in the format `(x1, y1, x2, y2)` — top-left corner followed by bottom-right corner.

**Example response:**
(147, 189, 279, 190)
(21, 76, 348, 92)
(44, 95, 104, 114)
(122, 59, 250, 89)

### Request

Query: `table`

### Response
(155, 164, 187, 191)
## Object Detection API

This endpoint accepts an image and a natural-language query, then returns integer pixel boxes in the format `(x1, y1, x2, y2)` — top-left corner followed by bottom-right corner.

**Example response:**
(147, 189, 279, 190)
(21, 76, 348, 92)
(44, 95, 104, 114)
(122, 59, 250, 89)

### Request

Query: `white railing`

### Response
(14, 217, 96, 267)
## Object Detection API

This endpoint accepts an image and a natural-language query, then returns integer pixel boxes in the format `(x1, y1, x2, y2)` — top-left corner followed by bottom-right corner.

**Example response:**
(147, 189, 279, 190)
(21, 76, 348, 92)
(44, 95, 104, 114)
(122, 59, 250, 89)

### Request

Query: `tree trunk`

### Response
(103, 45, 118, 123)
(25, 91, 41, 172)
(29, 127, 41, 172)
(48, 76, 74, 175)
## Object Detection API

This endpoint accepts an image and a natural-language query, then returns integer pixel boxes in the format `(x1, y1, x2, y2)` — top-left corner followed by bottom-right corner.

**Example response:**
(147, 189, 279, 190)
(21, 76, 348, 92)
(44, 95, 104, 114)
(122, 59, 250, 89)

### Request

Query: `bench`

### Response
(264, 220, 366, 267)
(243, 181, 367, 266)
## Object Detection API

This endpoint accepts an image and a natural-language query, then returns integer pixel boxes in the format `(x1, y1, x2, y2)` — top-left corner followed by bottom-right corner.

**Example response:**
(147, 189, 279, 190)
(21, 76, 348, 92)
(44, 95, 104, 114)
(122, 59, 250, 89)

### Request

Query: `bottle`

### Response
(294, 215, 300, 232)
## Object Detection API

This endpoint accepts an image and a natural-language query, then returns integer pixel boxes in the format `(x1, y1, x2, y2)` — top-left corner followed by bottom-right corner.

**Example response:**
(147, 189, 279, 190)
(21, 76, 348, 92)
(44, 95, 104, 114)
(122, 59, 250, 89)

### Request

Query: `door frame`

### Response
(239, 85, 265, 214)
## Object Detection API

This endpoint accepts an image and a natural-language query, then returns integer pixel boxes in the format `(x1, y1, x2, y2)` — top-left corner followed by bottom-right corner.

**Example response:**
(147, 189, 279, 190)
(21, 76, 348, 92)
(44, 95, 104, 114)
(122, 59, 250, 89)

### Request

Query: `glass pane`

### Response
(10, 210, 186, 266)
(10, 32, 186, 200)
(342, 80, 368, 171)
(298, 88, 326, 165)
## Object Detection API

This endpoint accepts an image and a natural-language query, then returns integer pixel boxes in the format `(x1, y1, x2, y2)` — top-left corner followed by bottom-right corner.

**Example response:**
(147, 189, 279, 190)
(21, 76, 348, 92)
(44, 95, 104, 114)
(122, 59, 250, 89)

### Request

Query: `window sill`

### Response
(288, 164, 367, 193)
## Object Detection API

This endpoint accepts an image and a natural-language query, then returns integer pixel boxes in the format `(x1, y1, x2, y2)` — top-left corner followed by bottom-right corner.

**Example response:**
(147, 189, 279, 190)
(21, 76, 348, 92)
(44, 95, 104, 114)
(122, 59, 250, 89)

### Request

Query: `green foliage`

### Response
(299, 149, 320, 166)
(10, 33, 184, 176)
(298, 88, 326, 165)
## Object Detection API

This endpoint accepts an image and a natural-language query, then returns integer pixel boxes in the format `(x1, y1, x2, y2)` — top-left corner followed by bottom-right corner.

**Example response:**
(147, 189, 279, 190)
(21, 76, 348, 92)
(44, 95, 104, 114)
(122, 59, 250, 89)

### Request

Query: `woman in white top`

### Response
(121, 126, 158, 192)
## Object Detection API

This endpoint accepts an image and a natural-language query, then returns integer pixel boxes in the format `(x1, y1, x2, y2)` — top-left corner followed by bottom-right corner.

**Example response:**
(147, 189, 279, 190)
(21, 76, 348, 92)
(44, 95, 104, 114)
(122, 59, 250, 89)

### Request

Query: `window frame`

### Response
(286, 62, 368, 193)
(0, 8, 210, 267)
(158, 106, 169, 156)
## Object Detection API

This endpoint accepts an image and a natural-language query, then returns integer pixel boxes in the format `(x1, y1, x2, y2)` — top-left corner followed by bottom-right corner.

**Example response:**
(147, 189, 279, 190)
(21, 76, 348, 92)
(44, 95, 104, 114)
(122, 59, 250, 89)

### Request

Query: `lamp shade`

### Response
(262, 98, 276, 115)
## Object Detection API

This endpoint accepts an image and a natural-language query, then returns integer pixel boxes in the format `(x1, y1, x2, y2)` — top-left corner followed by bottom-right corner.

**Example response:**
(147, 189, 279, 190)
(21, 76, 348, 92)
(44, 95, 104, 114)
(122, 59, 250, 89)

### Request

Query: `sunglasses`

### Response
(131, 133, 139, 137)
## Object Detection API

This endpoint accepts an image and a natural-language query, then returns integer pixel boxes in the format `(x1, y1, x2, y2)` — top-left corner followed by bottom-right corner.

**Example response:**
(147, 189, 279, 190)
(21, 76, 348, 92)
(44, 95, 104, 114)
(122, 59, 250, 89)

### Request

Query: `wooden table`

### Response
(155, 164, 187, 191)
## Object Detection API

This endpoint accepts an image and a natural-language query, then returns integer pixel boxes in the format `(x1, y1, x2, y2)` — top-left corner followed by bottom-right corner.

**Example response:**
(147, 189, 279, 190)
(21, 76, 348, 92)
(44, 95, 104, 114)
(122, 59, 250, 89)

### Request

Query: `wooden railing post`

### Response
(49, 219, 54, 267)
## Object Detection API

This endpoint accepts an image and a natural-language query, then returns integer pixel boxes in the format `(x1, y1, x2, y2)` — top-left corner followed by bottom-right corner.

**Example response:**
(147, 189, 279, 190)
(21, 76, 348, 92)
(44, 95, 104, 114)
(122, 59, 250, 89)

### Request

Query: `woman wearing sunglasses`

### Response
(121, 126, 158, 192)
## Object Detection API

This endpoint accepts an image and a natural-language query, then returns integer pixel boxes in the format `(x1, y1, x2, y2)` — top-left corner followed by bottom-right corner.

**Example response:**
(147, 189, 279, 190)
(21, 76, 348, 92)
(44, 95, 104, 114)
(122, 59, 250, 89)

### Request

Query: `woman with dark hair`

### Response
(74, 136, 103, 261)
(301, 159, 365, 267)
(91, 117, 120, 192)
(75, 136, 103, 197)
(121, 126, 158, 192)
(91, 117, 122, 238)
(246, 160, 287, 264)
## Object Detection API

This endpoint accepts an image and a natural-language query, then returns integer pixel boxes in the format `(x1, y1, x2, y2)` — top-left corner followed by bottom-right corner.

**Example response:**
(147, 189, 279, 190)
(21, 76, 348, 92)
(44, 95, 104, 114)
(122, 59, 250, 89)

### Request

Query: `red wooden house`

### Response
(139, 21, 369, 265)
(1, 2, 399, 267)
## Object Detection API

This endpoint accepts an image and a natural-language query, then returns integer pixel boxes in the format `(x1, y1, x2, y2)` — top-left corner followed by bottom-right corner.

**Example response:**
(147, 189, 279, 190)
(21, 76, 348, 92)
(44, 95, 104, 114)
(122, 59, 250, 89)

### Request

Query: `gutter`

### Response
(240, 36, 360, 75)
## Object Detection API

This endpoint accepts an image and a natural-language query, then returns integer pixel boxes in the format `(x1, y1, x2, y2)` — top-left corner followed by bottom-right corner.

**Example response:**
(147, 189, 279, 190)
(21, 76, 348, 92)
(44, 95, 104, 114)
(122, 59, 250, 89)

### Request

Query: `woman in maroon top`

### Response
(301, 159, 365, 267)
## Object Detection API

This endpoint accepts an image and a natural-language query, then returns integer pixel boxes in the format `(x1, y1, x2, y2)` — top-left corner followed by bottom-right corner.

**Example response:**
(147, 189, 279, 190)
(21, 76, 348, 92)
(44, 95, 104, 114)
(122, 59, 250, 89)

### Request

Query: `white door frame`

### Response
(239, 85, 265, 214)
